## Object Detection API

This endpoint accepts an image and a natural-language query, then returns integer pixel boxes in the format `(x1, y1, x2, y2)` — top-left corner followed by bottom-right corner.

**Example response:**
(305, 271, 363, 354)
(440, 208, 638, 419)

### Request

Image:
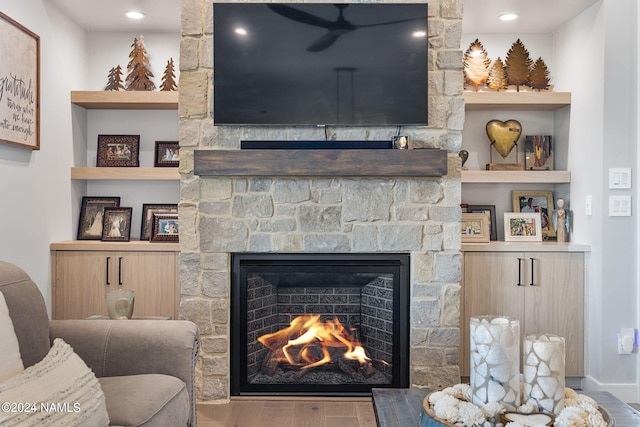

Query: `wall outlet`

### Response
(618, 328, 636, 354)
(585, 195, 592, 216)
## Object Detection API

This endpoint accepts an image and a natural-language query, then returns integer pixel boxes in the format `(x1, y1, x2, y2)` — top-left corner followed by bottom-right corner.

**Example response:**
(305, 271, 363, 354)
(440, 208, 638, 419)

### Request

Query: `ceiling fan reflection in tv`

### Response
(266, 4, 425, 52)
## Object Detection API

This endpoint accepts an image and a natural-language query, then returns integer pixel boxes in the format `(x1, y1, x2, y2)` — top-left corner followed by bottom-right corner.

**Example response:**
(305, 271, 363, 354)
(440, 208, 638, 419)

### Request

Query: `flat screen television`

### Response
(213, 3, 428, 126)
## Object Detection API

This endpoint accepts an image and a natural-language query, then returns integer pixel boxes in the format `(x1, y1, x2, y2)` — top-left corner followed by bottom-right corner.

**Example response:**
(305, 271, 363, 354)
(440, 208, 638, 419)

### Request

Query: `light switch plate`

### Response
(609, 195, 632, 216)
(609, 168, 632, 189)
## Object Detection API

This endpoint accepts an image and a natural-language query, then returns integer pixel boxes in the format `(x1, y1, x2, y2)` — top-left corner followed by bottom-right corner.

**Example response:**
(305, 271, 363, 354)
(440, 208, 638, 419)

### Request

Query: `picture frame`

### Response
(0, 12, 40, 150)
(512, 190, 555, 240)
(101, 207, 133, 242)
(150, 213, 179, 242)
(77, 196, 121, 240)
(504, 212, 543, 242)
(154, 141, 180, 167)
(466, 204, 497, 241)
(524, 135, 554, 171)
(461, 213, 490, 243)
(97, 134, 140, 167)
(140, 203, 178, 240)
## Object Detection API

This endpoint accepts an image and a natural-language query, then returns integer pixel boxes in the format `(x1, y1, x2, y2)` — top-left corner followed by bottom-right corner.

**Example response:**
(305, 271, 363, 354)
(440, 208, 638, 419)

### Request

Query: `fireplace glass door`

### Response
(231, 253, 409, 396)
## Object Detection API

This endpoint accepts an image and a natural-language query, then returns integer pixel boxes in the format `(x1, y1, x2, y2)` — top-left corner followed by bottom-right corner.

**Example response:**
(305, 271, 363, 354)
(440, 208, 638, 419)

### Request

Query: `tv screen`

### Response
(213, 3, 428, 126)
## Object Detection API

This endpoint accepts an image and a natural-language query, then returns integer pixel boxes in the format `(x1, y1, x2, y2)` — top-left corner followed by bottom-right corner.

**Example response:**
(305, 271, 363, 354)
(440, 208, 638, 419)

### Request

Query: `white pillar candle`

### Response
(523, 334, 565, 415)
(470, 315, 520, 410)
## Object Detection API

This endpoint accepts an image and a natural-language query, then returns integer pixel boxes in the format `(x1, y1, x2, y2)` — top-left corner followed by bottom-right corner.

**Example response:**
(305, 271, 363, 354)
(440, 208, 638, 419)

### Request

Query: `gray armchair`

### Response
(0, 260, 199, 427)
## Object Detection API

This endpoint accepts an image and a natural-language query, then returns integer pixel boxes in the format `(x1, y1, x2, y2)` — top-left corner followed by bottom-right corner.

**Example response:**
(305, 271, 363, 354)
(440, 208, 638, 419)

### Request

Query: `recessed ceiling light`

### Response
(234, 27, 248, 36)
(499, 13, 519, 22)
(124, 11, 146, 20)
(412, 30, 427, 38)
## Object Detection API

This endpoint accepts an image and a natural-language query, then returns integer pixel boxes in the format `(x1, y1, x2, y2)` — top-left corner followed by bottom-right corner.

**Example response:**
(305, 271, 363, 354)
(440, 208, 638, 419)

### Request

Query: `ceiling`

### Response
(45, 0, 600, 34)
(461, 0, 600, 34)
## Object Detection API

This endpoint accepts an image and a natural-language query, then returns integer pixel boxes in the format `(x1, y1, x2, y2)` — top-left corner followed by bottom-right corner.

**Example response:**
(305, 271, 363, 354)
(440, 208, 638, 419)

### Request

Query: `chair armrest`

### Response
(50, 320, 200, 402)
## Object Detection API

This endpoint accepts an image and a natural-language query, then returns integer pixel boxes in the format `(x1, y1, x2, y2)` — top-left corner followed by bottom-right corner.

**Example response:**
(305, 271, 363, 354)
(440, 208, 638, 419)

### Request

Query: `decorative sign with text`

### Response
(0, 12, 39, 150)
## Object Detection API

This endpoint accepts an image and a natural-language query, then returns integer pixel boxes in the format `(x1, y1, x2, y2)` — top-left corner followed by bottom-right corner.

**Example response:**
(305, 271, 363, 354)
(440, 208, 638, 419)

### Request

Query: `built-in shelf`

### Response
(71, 167, 179, 180)
(464, 91, 571, 110)
(461, 170, 570, 183)
(461, 241, 590, 252)
(71, 91, 178, 110)
(50, 240, 179, 251)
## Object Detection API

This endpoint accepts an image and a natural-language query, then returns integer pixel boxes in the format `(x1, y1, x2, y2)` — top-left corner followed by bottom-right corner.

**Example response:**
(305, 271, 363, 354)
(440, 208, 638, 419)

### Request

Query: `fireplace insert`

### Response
(231, 253, 409, 396)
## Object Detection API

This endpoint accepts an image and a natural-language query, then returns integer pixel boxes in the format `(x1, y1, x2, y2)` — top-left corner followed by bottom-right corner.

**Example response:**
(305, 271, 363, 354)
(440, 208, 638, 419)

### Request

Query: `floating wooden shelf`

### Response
(461, 241, 590, 252)
(464, 91, 571, 110)
(194, 149, 449, 177)
(71, 167, 179, 180)
(71, 91, 178, 109)
(461, 170, 570, 183)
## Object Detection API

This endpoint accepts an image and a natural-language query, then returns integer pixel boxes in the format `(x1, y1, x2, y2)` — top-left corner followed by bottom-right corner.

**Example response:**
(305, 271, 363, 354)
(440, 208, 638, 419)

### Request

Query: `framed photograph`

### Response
(466, 204, 497, 241)
(154, 141, 180, 167)
(151, 213, 179, 242)
(77, 196, 121, 240)
(140, 203, 178, 240)
(504, 212, 543, 242)
(0, 12, 40, 150)
(461, 213, 490, 243)
(101, 207, 133, 242)
(525, 135, 554, 171)
(512, 190, 555, 240)
(97, 134, 140, 167)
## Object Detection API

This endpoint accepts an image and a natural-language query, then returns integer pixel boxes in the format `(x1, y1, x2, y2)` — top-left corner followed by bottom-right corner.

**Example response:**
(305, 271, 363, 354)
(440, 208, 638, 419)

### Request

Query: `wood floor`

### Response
(196, 399, 378, 427)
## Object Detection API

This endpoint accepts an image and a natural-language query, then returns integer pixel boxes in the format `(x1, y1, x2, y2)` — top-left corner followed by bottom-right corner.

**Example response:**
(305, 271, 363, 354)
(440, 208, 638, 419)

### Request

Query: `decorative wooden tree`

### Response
(505, 39, 532, 92)
(105, 65, 125, 91)
(126, 35, 156, 91)
(160, 58, 178, 91)
(529, 57, 551, 91)
(488, 58, 508, 91)
(463, 39, 491, 91)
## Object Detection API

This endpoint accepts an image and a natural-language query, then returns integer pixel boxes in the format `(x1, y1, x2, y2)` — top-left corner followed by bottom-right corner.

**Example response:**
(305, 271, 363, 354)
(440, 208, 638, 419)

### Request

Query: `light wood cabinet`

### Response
(460, 248, 585, 377)
(51, 241, 179, 320)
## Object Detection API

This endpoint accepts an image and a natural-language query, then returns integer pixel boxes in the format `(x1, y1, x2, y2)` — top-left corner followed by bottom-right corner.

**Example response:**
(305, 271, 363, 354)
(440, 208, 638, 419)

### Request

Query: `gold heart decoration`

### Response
(486, 119, 522, 158)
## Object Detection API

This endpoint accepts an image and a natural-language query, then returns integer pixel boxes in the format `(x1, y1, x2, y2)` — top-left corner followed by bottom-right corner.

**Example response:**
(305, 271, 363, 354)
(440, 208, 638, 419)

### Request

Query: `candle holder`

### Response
(469, 315, 520, 410)
(523, 334, 566, 415)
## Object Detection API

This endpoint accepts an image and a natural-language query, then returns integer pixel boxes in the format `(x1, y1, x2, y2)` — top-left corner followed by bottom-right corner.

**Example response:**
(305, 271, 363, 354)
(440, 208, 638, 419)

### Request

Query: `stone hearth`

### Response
(178, 0, 464, 402)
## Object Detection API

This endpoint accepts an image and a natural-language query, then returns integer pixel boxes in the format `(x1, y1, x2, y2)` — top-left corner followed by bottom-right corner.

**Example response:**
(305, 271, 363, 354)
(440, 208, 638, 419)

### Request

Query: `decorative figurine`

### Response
(459, 150, 469, 169)
(552, 198, 571, 242)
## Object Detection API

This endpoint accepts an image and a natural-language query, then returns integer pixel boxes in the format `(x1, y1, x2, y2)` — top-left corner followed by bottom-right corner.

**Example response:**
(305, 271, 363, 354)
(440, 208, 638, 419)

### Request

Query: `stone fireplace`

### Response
(178, 0, 464, 403)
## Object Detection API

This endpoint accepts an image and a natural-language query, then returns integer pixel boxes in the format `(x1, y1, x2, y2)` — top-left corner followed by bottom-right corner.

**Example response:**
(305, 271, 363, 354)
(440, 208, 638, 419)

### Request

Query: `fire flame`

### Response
(258, 314, 371, 369)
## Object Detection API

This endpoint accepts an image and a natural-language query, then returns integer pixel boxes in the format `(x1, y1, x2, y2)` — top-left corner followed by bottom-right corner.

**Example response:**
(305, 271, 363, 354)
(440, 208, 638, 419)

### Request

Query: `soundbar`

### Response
(240, 140, 393, 149)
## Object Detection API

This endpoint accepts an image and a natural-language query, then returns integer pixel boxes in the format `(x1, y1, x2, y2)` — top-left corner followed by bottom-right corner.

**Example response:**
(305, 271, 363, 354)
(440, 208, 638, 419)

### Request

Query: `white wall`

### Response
(0, 0, 87, 308)
(574, 0, 638, 400)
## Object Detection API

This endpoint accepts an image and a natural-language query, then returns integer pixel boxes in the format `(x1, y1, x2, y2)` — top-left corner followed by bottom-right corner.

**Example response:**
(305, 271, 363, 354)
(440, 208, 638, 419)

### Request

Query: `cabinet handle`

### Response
(530, 257, 535, 286)
(118, 257, 123, 285)
(517, 257, 524, 286)
(106, 257, 111, 285)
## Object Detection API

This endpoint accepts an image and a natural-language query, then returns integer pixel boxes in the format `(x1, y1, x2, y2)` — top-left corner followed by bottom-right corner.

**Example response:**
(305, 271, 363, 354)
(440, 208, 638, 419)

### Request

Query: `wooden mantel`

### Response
(194, 149, 449, 177)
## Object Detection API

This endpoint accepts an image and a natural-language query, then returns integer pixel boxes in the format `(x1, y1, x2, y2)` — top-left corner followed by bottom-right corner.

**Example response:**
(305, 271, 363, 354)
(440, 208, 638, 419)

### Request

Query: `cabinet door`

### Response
(53, 251, 114, 319)
(53, 250, 179, 319)
(461, 252, 526, 376)
(117, 251, 178, 318)
(524, 252, 584, 376)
